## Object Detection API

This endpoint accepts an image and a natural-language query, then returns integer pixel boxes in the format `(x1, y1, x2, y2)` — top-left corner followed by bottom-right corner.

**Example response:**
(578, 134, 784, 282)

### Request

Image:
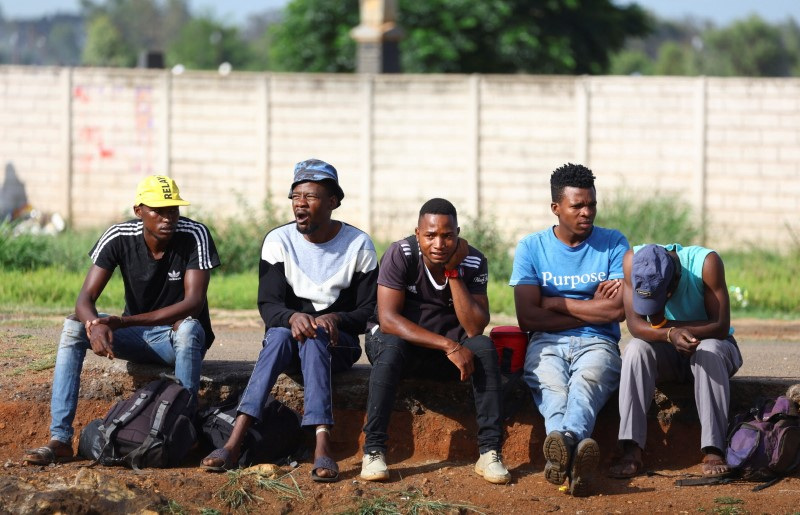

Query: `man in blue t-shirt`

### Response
(510, 163, 629, 497)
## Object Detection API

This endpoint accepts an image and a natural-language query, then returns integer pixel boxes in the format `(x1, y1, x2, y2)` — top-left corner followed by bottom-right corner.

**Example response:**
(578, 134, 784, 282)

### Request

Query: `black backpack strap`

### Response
(101, 387, 158, 452)
(675, 476, 733, 487)
(752, 476, 783, 491)
(127, 382, 185, 471)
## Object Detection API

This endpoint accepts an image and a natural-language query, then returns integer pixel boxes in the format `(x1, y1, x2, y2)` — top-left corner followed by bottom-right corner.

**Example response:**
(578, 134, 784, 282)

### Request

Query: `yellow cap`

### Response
(134, 175, 190, 207)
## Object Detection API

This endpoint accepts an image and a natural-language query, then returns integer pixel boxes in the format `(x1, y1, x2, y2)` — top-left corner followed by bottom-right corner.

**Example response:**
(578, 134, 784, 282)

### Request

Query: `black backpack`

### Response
(78, 374, 197, 470)
(197, 392, 304, 468)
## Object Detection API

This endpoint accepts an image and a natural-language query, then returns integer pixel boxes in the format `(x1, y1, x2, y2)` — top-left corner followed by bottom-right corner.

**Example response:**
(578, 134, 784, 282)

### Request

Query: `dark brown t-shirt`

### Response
(369, 238, 489, 342)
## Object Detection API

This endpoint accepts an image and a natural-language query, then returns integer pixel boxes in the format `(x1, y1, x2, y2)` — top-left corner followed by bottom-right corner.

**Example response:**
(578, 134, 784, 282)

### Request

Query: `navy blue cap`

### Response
(632, 244, 675, 316)
(288, 159, 344, 202)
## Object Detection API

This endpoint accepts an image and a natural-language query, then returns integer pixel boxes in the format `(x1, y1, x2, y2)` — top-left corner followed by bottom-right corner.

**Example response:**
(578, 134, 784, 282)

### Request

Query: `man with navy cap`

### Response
(609, 243, 742, 479)
(201, 159, 378, 482)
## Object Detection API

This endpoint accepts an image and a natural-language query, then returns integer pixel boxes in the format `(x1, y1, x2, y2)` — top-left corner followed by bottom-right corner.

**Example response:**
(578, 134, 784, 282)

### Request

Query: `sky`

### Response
(0, 0, 797, 26)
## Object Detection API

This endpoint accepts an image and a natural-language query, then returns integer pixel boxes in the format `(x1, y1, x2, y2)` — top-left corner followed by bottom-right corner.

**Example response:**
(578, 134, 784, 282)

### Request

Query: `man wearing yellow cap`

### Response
(22, 175, 220, 466)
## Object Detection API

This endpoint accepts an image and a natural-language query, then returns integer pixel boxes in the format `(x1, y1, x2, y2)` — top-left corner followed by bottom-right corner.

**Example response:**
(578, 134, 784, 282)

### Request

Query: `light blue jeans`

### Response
(523, 332, 621, 441)
(49, 315, 206, 443)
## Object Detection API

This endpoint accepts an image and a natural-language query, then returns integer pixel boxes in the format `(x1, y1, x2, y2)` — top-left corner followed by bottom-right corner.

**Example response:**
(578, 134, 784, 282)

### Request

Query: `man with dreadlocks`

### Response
(510, 163, 630, 496)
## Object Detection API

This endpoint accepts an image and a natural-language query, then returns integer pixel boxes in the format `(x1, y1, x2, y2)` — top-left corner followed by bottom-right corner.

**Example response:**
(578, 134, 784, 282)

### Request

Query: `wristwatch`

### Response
(443, 266, 462, 279)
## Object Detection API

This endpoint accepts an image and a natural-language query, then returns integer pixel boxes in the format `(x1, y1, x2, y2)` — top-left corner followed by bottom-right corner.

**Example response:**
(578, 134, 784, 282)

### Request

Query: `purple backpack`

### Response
(726, 395, 800, 487)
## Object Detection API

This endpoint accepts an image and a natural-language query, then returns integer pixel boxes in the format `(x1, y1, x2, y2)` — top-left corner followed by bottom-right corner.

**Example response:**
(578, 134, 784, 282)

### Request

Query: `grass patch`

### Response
(340, 488, 484, 515)
(712, 496, 747, 514)
(216, 467, 303, 511)
(157, 499, 188, 515)
(596, 191, 701, 247)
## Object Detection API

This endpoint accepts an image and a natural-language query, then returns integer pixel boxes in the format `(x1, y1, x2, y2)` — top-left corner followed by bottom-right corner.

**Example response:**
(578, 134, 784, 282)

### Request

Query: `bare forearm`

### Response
(117, 298, 205, 328)
(545, 297, 624, 324)
(449, 279, 489, 337)
(516, 305, 584, 333)
(380, 314, 457, 352)
(666, 320, 730, 340)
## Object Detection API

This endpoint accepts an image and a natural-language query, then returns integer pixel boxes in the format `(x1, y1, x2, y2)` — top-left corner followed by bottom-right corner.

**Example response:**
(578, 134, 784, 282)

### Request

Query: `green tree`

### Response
(166, 17, 253, 70)
(653, 41, 696, 75)
(80, 0, 191, 64)
(609, 49, 653, 75)
(268, 0, 651, 74)
(702, 15, 791, 76)
(268, 0, 358, 72)
(82, 14, 135, 67)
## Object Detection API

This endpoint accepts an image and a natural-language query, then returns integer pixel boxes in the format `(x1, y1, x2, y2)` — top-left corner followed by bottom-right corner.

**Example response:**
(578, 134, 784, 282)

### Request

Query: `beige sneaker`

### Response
(474, 450, 511, 484)
(360, 450, 389, 481)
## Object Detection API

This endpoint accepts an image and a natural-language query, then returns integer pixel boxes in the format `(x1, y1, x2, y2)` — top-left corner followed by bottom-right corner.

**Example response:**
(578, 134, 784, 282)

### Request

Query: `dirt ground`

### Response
(1, 313, 799, 514)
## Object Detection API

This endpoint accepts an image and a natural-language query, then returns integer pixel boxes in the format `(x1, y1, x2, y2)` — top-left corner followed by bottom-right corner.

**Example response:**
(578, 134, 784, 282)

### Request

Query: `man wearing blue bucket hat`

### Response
(200, 159, 378, 482)
(608, 243, 742, 480)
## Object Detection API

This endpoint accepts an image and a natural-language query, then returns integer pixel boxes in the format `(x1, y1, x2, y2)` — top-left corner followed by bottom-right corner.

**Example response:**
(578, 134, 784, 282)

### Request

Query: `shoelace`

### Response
(489, 452, 503, 464)
(367, 452, 383, 464)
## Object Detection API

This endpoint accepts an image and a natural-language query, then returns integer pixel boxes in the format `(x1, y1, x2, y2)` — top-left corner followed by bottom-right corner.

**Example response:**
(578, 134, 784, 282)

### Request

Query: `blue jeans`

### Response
(50, 315, 207, 443)
(362, 329, 504, 454)
(237, 327, 361, 427)
(523, 332, 621, 441)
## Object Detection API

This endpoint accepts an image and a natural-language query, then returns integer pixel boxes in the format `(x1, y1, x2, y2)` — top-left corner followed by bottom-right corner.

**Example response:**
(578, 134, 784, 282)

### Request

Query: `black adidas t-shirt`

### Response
(89, 217, 221, 347)
(371, 238, 489, 342)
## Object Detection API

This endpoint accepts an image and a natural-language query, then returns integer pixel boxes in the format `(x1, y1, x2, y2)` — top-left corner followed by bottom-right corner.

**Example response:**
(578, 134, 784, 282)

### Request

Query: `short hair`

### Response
(418, 198, 457, 223)
(550, 163, 596, 203)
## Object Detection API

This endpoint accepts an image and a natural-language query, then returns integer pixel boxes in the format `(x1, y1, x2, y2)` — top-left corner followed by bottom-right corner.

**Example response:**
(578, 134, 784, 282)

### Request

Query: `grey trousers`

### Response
(617, 336, 742, 451)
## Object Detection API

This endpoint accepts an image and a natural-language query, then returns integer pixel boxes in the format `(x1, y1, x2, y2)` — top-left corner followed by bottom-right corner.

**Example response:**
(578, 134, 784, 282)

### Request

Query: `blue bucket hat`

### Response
(631, 244, 675, 316)
(288, 159, 344, 202)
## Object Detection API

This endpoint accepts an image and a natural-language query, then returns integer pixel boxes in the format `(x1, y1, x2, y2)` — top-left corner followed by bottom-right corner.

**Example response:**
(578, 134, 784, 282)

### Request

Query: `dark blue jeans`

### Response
(238, 326, 361, 427)
(362, 329, 504, 454)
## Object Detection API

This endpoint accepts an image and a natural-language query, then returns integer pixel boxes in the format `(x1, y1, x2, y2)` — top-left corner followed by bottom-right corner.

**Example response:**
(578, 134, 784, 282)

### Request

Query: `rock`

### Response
(0, 472, 166, 514)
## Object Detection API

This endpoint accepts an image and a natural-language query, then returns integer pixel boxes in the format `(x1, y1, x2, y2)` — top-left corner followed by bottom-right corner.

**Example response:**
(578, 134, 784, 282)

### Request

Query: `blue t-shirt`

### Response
(510, 226, 629, 343)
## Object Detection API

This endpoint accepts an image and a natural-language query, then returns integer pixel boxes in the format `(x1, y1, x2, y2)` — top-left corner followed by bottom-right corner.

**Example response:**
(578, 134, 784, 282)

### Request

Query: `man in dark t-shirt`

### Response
(22, 175, 219, 466)
(360, 198, 510, 484)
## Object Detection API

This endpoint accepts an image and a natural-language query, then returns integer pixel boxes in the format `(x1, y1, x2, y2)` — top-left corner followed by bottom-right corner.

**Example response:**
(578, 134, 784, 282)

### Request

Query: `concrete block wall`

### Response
(0, 67, 69, 218)
(171, 73, 264, 219)
(478, 76, 580, 243)
(1, 66, 798, 252)
(371, 75, 476, 238)
(705, 78, 800, 248)
(268, 74, 366, 230)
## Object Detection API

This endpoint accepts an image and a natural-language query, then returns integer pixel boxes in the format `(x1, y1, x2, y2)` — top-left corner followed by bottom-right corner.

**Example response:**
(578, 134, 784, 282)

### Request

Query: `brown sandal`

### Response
(701, 454, 731, 478)
(23, 445, 74, 466)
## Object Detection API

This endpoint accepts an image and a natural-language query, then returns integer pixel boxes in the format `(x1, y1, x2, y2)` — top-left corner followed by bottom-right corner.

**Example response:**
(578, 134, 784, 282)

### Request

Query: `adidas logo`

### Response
(406, 285, 417, 294)
(168, 270, 181, 281)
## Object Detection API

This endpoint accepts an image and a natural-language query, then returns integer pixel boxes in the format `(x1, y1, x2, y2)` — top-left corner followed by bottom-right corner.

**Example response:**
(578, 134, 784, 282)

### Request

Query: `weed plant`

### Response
(216, 468, 303, 511)
(201, 198, 288, 275)
(1, 196, 798, 318)
(340, 488, 483, 515)
(596, 191, 700, 247)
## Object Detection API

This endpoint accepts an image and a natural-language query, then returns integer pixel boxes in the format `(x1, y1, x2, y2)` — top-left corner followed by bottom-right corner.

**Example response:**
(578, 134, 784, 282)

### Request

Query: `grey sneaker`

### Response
(569, 438, 600, 497)
(360, 450, 389, 481)
(543, 431, 575, 485)
(474, 450, 511, 484)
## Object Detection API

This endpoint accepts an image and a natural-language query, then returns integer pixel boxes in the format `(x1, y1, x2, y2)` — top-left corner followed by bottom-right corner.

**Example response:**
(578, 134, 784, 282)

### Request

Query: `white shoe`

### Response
(475, 450, 511, 484)
(360, 450, 389, 481)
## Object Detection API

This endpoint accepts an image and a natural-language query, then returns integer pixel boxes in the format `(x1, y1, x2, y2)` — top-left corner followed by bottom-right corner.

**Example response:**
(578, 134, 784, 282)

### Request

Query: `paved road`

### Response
(198, 311, 800, 379)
